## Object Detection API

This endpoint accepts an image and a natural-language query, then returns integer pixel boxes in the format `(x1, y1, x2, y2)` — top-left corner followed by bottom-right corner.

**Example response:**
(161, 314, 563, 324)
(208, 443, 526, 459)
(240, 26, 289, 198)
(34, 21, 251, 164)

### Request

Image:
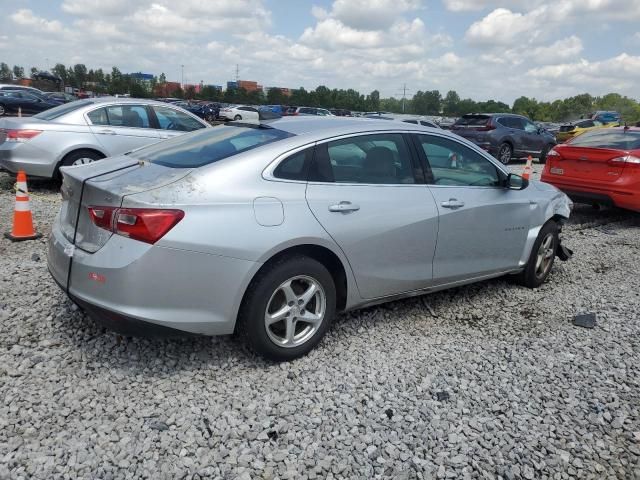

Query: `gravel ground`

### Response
(1, 165, 639, 480)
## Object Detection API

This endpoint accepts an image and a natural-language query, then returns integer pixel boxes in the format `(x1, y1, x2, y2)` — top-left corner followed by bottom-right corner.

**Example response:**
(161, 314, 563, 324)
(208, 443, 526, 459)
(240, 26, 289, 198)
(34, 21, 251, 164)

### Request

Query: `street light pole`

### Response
(181, 64, 184, 89)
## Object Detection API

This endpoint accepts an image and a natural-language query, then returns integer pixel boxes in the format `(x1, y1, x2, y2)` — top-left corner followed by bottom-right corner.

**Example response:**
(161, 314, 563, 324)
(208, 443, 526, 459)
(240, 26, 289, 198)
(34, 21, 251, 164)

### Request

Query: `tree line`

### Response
(2, 61, 639, 123)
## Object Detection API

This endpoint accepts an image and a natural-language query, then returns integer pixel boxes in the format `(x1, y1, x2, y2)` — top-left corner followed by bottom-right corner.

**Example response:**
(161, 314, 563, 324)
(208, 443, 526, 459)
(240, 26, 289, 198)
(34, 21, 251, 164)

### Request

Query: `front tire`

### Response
(516, 221, 558, 288)
(236, 255, 336, 361)
(497, 142, 513, 165)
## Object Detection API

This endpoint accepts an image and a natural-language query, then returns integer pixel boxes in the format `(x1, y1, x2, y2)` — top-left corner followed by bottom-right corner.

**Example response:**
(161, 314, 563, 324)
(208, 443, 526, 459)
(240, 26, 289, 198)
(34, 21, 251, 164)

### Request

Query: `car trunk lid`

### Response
(59, 156, 191, 252)
(548, 146, 626, 183)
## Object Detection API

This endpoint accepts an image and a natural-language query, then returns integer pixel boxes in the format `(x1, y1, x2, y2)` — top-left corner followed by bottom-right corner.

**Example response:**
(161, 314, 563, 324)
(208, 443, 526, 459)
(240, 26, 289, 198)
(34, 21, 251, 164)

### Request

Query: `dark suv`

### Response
(451, 113, 557, 164)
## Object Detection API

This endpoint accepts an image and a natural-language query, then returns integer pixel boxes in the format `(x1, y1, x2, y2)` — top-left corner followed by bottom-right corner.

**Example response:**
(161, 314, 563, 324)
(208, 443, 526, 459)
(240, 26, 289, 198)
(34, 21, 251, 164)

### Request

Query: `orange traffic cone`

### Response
(4, 171, 42, 242)
(522, 155, 533, 181)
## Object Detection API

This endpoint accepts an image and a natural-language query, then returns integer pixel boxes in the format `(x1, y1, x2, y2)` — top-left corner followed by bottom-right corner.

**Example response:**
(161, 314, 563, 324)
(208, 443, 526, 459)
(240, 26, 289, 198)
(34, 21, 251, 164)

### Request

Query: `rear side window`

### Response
(273, 148, 313, 181)
(87, 107, 108, 125)
(133, 125, 295, 168)
(310, 133, 415, 185)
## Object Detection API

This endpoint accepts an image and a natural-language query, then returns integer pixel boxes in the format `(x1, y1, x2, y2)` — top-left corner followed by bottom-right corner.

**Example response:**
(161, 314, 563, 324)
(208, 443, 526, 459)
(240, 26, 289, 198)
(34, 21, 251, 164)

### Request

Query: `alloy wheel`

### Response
(535, 233, 555, 279)
(0, 105, 5, 116)
(72, 157, 97, 166)
(499, 145, 511, 164)
(264, 275, 326, 348)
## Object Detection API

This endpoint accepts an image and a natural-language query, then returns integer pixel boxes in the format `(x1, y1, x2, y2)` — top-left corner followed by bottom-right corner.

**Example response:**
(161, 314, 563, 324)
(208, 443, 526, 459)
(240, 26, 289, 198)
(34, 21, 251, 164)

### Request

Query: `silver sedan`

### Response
(0, 97, 209, 179)
(48, 117, 572, 360)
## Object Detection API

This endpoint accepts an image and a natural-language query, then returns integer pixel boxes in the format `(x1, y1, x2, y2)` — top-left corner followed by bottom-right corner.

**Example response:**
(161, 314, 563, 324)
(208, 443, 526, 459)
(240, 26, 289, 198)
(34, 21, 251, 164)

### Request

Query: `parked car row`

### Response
(0, 98, 209, 178)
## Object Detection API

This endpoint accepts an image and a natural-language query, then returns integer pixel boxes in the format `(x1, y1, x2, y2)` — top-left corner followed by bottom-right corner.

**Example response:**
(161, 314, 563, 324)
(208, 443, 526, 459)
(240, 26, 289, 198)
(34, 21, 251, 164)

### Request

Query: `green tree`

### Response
(442, 90, 460, 116)
(0, 63, 13, 81)
(13, 65, 24, 79)
(30, 67, 38, 78)
(159, 72, 167, 84)
(52, 64, 68, 84)
(367, 90, 380, 111)
(267, 88, 287, 105)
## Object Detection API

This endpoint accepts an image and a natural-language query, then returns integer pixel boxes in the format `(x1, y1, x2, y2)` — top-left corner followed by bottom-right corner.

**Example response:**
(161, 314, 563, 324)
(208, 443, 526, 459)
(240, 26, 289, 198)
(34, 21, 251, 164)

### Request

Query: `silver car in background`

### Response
(48, 117, 572, 361)
(0, 97, 209, 178)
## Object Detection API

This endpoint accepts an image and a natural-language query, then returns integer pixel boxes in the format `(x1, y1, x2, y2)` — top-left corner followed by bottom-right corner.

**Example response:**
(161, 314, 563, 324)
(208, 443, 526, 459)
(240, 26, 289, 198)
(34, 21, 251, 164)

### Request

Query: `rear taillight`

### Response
(608, 155, 640, 167)
(474, 124, 496, 131)
(547, 148, 562, 159)
(2, 129, 42, 143)
(88, 207, 184, 244)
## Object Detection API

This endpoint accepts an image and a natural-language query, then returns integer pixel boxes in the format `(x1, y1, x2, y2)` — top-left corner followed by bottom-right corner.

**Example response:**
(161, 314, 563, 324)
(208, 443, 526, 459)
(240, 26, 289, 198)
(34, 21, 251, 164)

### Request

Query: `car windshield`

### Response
(33, 100, 92, 120)
(569, 130, 640, 150)
(131, 124, 295, 168)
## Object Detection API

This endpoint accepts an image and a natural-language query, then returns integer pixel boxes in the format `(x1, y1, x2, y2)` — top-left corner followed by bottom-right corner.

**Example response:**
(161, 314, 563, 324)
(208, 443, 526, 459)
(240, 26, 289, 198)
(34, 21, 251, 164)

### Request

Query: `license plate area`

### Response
(550, 167, 564, 175)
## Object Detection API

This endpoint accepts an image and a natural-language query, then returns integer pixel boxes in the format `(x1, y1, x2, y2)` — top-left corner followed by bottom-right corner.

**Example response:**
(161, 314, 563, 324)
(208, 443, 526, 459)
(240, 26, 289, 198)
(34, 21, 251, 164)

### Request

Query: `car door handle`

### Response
(98, 129, 116, 135)
(329, 201, 360, 213)
(441, 199, 465, 209)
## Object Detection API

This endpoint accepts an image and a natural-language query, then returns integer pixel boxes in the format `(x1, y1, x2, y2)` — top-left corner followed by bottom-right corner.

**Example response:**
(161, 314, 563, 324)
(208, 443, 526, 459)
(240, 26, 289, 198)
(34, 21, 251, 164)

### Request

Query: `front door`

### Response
(305, 132, 439, 299)
(414, 133, 531, 284)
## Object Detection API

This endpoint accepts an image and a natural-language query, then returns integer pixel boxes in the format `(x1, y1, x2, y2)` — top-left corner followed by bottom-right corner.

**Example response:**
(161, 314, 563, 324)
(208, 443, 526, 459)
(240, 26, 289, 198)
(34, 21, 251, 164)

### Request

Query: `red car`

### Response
(541, 127, 640, 212)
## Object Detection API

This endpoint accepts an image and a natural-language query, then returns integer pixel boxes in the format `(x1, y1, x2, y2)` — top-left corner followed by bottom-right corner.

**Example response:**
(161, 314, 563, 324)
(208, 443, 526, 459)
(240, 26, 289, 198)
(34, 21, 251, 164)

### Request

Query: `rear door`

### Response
(414, 133, 531, 283)
(87, 104, 159, 155)
(305, 132, 439, 299)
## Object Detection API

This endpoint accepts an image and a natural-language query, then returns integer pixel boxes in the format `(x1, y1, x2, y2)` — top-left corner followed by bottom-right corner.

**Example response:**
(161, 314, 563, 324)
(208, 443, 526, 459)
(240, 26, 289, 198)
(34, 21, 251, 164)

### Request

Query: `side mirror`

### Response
(537, 127, 544, 134)
(506, 173, 528, 190)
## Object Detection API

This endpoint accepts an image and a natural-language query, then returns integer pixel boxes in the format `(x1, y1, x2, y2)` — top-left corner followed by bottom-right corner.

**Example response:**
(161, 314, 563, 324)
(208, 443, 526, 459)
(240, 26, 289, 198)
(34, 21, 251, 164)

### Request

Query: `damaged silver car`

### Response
(48, 117, 572, 360)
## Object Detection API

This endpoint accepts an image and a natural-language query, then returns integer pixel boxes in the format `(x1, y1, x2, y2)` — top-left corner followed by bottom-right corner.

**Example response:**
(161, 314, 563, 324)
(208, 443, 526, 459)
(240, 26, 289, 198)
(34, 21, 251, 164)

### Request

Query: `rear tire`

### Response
(497, 142, 512, 165)
(515, 221, 558, 288)
(0, 104, 5, 116)
(57, 150, 105, 178)
(236, 255, 336, 361)
(538, 144, 554, 164)
(234, 114, 242, 121)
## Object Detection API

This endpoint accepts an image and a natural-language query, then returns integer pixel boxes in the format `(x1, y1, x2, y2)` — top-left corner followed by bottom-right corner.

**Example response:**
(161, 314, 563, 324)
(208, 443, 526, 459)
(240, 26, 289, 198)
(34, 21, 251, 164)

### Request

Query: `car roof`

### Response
(268, 116, 447, 137)
(81, 96, 172, 107)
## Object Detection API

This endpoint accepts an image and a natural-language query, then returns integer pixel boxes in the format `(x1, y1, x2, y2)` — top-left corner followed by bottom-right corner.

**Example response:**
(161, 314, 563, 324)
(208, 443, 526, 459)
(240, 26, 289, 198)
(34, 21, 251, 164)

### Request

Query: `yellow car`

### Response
(556, 119, 619, 143)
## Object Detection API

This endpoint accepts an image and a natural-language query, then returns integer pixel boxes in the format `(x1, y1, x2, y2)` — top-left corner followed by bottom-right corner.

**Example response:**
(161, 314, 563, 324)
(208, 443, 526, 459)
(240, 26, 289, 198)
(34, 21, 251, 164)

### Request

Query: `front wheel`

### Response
(516, 221, 558, 288)
(497, 142, 513, 165)
(236, 255, 336, 361)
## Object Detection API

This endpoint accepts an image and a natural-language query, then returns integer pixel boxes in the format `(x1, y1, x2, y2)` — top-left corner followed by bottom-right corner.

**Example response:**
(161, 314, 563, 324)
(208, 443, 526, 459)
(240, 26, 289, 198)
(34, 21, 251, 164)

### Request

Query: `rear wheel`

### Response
(0, 104, 5, 116)
(236, 255, 336, 361)
(57, 150, 105, 178)
(497, 142, 513, 165)
(234, 114, 242, 121)
(516, 221, 558, 288)
(538, 144, 554, 164)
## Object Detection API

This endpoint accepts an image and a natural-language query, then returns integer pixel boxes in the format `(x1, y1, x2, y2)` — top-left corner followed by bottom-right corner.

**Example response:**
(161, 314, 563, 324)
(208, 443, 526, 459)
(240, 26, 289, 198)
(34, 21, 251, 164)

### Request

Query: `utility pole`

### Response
(396, 84, 411, 113)
(181, 64, 184, 89)
(235, 64, 239, 83)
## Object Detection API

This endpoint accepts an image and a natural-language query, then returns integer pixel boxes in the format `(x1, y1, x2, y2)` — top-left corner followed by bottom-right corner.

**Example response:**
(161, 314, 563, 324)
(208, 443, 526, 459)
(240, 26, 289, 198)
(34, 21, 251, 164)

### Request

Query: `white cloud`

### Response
(10, 9, 65, 33)
(62, 0, 130, 16)
(330, 0, 423, 30)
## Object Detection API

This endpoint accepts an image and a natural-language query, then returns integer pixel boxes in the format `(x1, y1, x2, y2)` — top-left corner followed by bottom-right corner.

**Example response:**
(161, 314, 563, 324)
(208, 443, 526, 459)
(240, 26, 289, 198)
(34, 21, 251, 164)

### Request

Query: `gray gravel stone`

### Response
(0, 167, 639, 479)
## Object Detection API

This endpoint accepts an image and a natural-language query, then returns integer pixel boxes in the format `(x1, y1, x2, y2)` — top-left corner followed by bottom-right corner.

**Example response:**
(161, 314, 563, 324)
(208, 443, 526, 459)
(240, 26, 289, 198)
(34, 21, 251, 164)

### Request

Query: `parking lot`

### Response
(1, 164, 638, 479)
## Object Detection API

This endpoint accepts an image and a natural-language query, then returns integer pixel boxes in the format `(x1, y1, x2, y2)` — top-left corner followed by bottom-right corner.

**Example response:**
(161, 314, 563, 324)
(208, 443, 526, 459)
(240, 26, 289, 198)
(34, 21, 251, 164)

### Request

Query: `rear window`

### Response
(131, 124, 295, 168)
(569, 130, 640, 150)
(454, 115, 490, 126)
(33, 100, 92, 120)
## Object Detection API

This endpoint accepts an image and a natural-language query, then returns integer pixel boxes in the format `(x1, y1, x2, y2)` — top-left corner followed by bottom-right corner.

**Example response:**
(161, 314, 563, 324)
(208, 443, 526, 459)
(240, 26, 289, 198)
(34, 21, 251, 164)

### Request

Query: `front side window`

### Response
(311, 133, 415, 185)
(523, 120, 538, 133)
(131, 124, 295, 168)
(153, 106, 205, 132)
(418, 134, 501, 187)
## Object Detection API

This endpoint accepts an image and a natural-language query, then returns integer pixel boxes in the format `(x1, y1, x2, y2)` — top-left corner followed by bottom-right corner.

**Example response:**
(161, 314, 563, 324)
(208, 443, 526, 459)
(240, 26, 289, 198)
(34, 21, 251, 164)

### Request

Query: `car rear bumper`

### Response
(47, 217, 260, 336)
(0, 143, 58, 178)
(541, 175, 640, 212)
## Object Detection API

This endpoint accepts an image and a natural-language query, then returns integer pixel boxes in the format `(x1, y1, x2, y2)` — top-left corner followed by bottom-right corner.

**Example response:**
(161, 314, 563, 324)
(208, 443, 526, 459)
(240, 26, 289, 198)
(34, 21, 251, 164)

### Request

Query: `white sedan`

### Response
(219, 105, 259, 122)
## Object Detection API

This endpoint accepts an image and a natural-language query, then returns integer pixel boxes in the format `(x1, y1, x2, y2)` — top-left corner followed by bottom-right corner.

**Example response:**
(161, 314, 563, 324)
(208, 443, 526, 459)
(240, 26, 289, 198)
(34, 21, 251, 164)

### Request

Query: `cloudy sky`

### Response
(1, 0, 639, 103)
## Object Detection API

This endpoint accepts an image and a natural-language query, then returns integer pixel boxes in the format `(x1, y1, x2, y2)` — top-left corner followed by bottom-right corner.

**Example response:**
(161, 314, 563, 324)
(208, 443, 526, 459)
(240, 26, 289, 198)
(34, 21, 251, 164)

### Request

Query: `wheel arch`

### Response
(55, 147, 107, 177)
(242, 243, 354, 315)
